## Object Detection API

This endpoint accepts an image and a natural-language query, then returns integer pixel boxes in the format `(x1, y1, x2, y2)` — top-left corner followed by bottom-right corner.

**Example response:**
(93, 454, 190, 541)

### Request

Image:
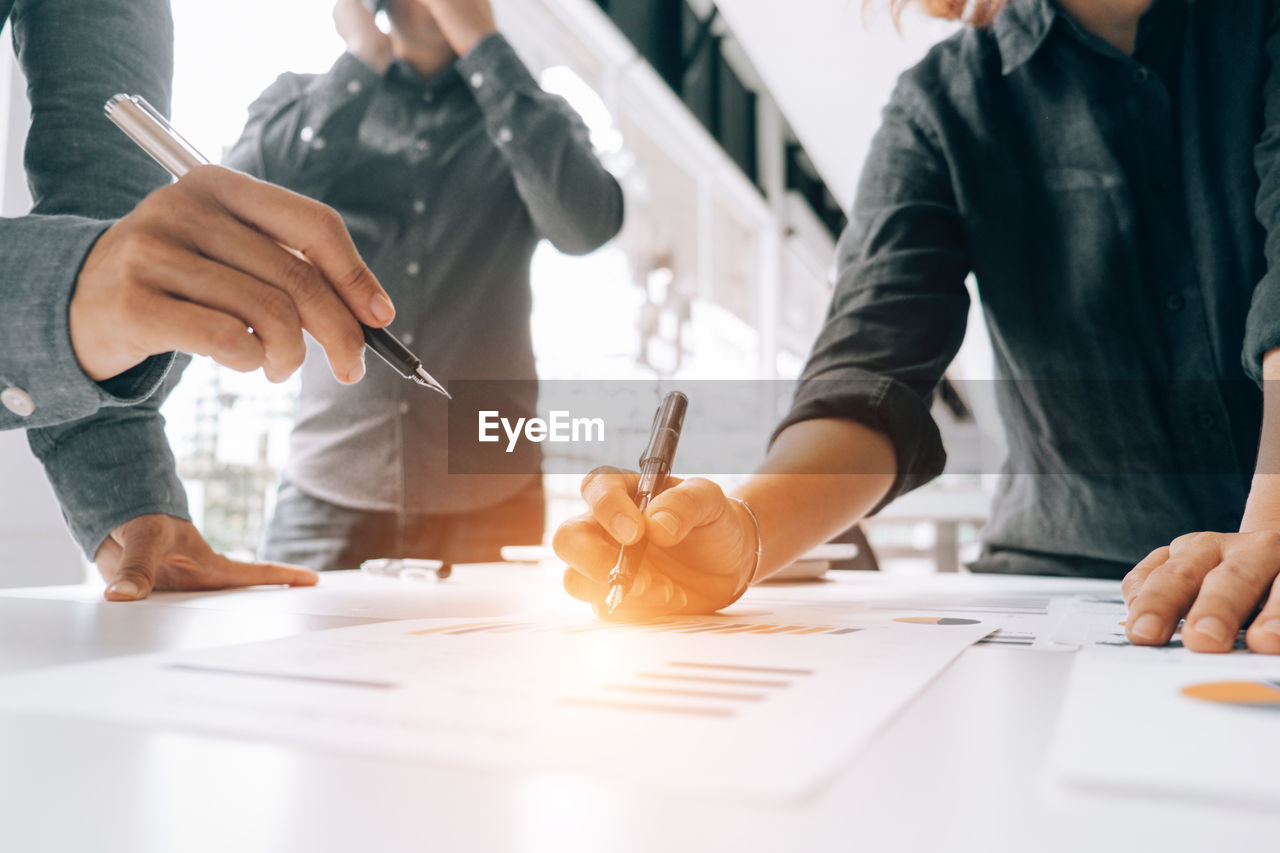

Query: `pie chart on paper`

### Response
(1181, 680, 1280, 707)
(894, 616, 982, 626)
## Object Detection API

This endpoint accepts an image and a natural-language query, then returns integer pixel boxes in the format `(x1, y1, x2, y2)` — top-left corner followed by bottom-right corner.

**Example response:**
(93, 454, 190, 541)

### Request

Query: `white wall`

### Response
(0, 44, 84, 586)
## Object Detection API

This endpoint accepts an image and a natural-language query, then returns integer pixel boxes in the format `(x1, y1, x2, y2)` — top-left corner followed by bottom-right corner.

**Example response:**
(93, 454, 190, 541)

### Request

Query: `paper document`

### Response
(1048, 598, 1280, 810)
(0, 606, 991, 801)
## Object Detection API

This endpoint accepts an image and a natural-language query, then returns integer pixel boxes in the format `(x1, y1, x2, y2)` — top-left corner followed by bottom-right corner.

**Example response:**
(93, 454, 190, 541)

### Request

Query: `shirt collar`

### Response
(387, 58, 463, 99)
(994, 0, 1186, 76)
(993, 0, 1058, 76)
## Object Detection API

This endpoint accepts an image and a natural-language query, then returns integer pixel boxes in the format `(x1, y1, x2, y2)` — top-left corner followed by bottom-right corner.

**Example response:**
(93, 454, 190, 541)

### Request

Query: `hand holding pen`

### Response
(553, 392, 763, 619)
(71, 95, 446, 396)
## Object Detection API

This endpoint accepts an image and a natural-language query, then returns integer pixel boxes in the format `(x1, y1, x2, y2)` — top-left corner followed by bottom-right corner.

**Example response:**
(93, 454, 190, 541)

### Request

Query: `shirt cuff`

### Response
(29, 403, 191, 557)
(455, 33, 540, 110)
(1243, 270, 1280, 383)
(770, 371, 948, 515)
(0, 215, 174, 430)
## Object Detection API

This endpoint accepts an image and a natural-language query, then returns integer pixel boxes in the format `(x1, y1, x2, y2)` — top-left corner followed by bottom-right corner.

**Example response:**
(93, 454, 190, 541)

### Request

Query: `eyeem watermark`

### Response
(478, 410, 606, 453)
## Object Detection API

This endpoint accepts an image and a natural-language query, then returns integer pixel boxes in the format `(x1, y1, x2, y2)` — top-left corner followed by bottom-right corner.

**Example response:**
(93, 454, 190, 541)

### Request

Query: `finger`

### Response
(206, 557, 319, 590)
(552, 515, 622, 584)
(1246, 576, 1280, 654)
(1182, 556, 1272, 653)
(1126, 536, 1220, 646)
(563, 566, 606, 604)
(173, 193, 366, 383)
(103, 519, 167, 601)
(1122, 546, 1170, 607)
(184, 166, 394, 328)
(644, 477, 730, 548)
(145, 295, 266, 374)
(151, 552, 319, 592)
(140, 246, 307, 383)
(580, 467, 645, 545)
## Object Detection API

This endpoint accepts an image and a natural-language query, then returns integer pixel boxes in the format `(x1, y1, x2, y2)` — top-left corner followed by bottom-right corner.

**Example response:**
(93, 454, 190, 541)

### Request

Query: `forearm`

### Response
(733, 418, 896, 580)
(1242, 349, 1280, 532)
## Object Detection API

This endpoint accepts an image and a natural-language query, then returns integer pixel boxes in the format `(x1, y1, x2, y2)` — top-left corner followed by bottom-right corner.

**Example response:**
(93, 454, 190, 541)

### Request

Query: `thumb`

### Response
(103, 520, 166, 601)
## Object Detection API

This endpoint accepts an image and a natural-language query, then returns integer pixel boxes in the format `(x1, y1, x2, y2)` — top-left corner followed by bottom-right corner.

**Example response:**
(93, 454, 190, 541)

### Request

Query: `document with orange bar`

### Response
(0, 605, 991, 801)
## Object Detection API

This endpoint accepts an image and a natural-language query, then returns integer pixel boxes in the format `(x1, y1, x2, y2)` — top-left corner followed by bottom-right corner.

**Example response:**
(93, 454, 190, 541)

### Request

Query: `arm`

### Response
(454, 33, 624, 255)
(0, 0, 177, 431)
(555, 89, 970, 617)
(10, 0, 189, 554)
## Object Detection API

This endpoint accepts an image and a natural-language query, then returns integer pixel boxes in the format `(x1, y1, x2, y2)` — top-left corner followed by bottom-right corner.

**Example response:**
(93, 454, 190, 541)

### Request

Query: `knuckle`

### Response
(257, 286, 302, 329)
(278, 256, 324, 302)
(1208, 559, 1260, 588)
(1250, 530, 1280, 552)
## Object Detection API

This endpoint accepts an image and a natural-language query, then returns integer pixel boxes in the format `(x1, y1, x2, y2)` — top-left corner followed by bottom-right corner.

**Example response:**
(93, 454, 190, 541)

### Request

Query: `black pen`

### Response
(103, 94, 450, 398)
(604, 391, 688, 615)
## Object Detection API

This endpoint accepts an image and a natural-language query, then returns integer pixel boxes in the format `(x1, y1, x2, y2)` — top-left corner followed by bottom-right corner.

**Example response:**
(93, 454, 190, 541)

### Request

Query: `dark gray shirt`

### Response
(778, 0, 1280, 579)
(226, 35, 623, 514)
(0, 0, 190, 556)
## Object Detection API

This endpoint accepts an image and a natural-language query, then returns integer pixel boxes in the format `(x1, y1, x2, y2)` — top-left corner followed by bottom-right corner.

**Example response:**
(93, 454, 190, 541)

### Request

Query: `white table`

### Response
(0, 567, 1274, 853)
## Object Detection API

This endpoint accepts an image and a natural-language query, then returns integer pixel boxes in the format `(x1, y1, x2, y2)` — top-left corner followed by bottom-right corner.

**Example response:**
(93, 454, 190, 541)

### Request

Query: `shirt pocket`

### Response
(980, 166, 1143, 362)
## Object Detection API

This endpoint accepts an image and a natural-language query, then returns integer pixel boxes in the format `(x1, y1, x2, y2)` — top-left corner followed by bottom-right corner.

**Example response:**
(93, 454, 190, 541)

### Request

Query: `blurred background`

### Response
(0, 0, 1004, 585)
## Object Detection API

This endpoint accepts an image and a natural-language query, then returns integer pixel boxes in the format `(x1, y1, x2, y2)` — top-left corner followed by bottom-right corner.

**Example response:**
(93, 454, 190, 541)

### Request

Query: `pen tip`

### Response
(413, 366, 451, 398)
(604, 585, 625, 616)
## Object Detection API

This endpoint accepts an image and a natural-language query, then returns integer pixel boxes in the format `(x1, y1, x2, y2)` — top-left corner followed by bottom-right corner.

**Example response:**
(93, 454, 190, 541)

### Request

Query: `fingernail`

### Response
(1257, 618, 1280, 639)
(611, 514, 639, 543)
(106, 580, 140, 601)
(1192, 616, 1230, 645)
(1130, 613, 1163, 642)
(651, 510, 680, 538)
(349, 354, 366, 383)
(370, 294, 395, 324)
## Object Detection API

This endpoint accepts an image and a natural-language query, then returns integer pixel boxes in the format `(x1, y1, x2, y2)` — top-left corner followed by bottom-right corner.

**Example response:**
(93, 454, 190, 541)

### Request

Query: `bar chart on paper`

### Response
(0, 609, 992, 801)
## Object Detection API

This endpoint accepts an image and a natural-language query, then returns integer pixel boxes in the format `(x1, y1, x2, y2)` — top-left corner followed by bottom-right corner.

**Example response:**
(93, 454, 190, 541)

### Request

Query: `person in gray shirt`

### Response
(225, 0, 623, 571)
(0, 0, 401, 599)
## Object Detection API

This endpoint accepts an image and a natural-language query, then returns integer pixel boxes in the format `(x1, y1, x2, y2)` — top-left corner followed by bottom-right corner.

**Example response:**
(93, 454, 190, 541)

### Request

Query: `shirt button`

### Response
(1165, 294, 1185, 312)
(1, 386, 34, 417)
(400, 331, 414, 346)
(412, 199, 426, 214)
(346, 79, 363, 95)
(299, 126, 315, 143)
(415, 138, 430, 153)
(1133, 67, 1150, 84)
(1196, 411, 1216, 430)
(496, 126, 513, 145)
(406, 261, 420, 276)
(469, 72, 485, 89)
(399, 401, 411, 416)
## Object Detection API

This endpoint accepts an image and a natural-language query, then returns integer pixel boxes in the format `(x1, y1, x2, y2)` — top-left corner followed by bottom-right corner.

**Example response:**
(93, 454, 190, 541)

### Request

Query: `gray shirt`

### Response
(226, 36, 623, 514)
(776, 0, 1280, 579)
(0, 0, 190, 555)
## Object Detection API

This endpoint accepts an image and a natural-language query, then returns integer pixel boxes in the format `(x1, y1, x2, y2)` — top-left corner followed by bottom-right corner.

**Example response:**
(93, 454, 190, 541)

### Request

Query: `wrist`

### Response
(346, 41, 392, 72)
(449, 25, 497, 57)
(724, 498, 763, 606)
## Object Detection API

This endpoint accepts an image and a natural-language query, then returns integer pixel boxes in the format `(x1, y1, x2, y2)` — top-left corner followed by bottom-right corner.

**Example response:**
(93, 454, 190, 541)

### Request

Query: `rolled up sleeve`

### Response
(773, 90, 971, 514)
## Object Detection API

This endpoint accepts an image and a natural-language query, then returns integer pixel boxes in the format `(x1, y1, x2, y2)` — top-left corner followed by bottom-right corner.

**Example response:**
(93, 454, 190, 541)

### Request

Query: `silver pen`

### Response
(103, 93, 450, 398)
